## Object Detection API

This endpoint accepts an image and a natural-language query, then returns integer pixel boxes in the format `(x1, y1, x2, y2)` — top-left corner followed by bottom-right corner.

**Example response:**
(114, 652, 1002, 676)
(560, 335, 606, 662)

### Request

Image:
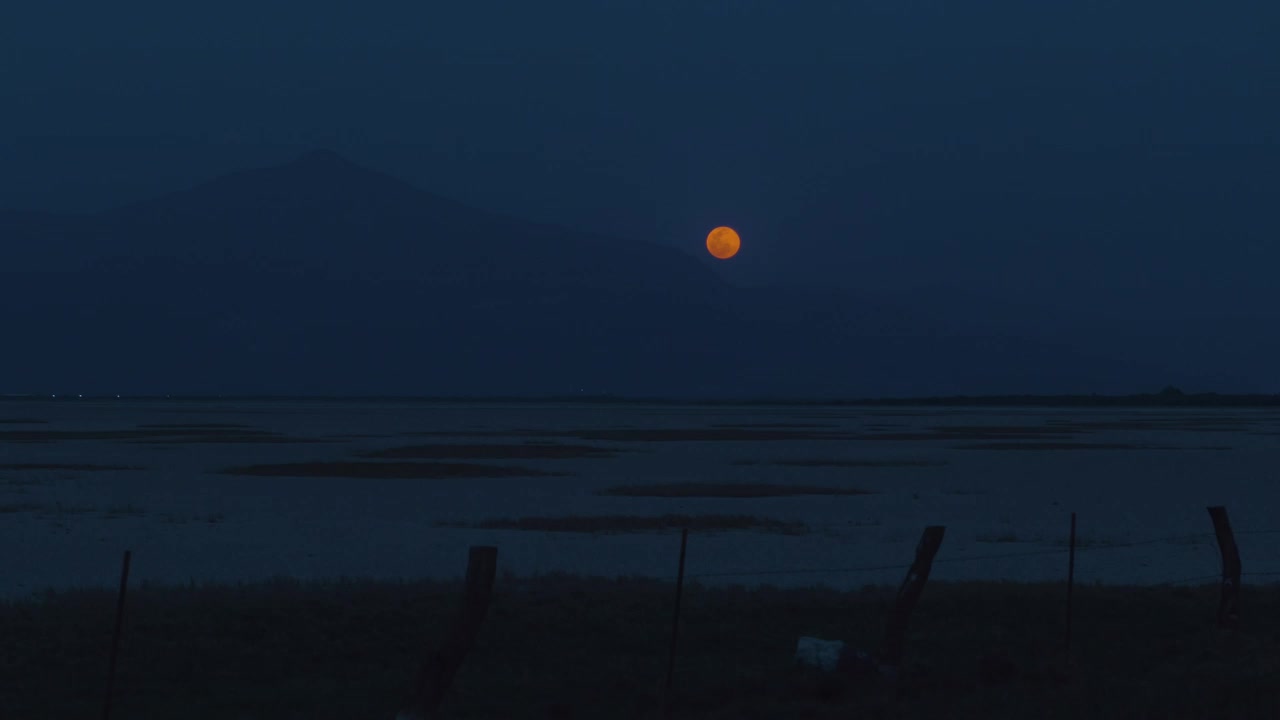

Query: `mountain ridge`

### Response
(0, 150, 1160, 397)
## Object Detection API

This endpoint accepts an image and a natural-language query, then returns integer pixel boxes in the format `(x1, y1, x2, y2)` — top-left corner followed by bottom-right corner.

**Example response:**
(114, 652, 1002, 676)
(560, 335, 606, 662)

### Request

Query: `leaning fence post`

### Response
(397, 546, 498, 720)
(878, 526, 945, 673)
(662, 527, 690, 718)
(1207, 506, 1241, 629)
(103, 549, 132, 720)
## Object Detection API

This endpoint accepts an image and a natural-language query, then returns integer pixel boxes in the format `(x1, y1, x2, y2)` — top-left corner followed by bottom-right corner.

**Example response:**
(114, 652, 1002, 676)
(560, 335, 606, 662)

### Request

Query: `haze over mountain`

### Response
(0, 152, 1238, 398)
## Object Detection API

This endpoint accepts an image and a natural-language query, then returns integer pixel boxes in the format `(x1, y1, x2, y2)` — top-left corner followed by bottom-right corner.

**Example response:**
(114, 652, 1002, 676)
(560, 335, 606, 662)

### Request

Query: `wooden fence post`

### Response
(1065, 512, 1077, 659)
(878, 526, 945, 671)
(1207, 506, 1241, 629)
(662, 527, 689, 718)
(397, 546, 498, 720)
(103, 549, 131, 720)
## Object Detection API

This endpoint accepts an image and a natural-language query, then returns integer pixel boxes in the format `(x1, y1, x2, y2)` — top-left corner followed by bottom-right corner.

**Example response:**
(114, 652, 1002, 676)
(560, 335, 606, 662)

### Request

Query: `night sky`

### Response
(4, 1, 1280, 395)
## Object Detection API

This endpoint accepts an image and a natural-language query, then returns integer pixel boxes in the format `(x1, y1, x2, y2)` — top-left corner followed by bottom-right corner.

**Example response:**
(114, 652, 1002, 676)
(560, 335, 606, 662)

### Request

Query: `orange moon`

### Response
(706, 226, 741, 260)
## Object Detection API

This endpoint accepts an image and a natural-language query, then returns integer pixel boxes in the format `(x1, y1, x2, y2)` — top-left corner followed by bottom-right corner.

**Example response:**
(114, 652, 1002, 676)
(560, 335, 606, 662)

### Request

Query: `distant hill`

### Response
(0, 151, 1156, 397)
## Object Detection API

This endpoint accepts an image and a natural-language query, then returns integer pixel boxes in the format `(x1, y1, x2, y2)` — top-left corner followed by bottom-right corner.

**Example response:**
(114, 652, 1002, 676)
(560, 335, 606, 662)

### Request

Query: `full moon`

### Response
(706, 226, 741, 260)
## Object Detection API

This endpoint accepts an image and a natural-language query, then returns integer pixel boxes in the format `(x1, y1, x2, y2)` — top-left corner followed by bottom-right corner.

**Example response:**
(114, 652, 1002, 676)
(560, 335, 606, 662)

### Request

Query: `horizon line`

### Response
(3, 390, 1280, 407)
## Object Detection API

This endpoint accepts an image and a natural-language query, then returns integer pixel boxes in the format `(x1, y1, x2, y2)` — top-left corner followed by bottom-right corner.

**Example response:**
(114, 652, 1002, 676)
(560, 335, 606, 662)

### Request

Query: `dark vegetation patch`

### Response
(137, 434, 328, 445)
(401, 429, 545, 438)
(864, 426, 1076, 442)
(734, 458, 948, 468)
(567, 428, 853, 442)
(438, 514, 808, 535)
(933, 425, 1075, 435)
(221, 461, 563, 479)
(709, 422, 840, 429)
(0, 463, 141, 472)
(600, 483, 872, 498)
(955, 442, 1163, 451)
(359, 443, 620, 460)
(321, 433, 393, 440)
(3, 578, 1278, 719)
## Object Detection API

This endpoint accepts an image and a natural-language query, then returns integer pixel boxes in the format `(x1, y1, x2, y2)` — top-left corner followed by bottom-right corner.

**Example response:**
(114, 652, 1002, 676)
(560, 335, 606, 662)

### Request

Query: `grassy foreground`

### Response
(3, 576, 1279, 719)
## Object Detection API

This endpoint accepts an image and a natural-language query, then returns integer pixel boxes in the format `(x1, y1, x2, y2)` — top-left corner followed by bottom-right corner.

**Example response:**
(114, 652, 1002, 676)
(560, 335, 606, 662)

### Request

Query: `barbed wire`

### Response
(934, 547, 1070, 564)
(689, 547, 1075, 580)
(682, 534, 1280, 583)
(800, 521, 1280, 537)
(798, 524, 1232, 548)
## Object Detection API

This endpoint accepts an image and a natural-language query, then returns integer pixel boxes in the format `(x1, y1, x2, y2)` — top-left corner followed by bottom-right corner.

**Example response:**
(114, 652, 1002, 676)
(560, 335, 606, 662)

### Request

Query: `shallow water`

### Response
(3, 399, 1279, 599)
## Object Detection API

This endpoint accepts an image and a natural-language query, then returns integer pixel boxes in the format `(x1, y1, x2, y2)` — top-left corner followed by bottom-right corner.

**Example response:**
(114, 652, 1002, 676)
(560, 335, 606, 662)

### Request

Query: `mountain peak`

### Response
(100, 148, 426, 224)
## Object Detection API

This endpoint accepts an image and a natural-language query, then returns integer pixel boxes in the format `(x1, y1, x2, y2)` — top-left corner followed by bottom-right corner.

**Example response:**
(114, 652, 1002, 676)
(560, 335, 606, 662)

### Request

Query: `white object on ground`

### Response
(795, 636, 845, 671)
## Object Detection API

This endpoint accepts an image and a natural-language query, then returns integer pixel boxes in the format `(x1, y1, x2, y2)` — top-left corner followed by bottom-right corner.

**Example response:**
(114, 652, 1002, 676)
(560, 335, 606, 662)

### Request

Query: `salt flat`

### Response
(2, 399, 1279, 599)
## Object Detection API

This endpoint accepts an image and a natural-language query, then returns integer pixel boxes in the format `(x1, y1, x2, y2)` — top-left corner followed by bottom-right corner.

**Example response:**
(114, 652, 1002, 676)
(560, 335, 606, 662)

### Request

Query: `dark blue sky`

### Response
(4, 1, 1279, 319)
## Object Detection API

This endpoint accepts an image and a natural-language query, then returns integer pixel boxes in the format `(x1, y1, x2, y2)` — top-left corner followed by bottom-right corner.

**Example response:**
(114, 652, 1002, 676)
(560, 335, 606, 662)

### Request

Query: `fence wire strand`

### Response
(1058, 532, 1216, 550)
(681, 526, 1280, 583)
(1153, 573, 1222, 586)
(689, 562, 907, 580)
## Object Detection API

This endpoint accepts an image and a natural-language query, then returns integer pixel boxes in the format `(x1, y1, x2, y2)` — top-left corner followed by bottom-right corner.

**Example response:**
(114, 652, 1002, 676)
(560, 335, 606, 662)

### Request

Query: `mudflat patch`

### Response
(359, 443, 620, 460)
(565, 428, 853, 442)
(401, 427, 855, 442)
(221, 461, 564, 479)
(860, 417, 1270, 442)
(137, 423, 254, 429)
(708, 422, 840, 429)
(438, 514, 808, 534)
(733, 458, 947, 468)
(0, 427, 320, 444)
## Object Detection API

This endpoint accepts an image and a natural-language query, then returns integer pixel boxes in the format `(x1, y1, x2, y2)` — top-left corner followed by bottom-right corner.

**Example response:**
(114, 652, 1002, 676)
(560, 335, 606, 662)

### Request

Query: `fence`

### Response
(73, 504, 1280, 719)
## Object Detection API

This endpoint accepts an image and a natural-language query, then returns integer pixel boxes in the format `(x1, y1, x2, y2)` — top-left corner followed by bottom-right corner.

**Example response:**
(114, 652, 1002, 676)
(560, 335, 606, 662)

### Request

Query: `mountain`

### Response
(0, 151, 1154, 397)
